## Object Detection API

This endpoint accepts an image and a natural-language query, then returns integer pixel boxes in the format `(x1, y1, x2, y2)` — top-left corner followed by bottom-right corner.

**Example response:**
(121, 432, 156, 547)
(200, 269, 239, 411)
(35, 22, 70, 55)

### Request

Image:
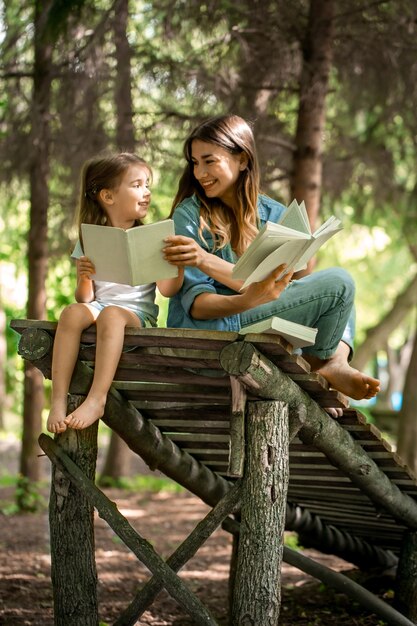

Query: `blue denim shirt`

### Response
(167, 194, 287, 331)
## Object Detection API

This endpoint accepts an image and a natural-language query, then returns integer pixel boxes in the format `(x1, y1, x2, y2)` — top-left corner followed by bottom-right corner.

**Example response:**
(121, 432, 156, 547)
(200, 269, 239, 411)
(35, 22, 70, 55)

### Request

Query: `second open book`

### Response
(81, 220, 177, 286)
(232, 199, 342, 288)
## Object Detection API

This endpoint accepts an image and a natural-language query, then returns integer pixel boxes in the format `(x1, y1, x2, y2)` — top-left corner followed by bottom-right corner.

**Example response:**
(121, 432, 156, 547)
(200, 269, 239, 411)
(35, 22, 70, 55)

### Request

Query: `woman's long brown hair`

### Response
(171, 115, 260, 256)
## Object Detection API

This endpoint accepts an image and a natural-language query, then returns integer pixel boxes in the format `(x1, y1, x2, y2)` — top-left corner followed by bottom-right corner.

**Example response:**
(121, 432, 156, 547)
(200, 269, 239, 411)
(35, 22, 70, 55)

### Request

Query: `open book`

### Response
(239, 316, 318, 349)
(232, 200, 342, 288)
(81, 220, 178, 286)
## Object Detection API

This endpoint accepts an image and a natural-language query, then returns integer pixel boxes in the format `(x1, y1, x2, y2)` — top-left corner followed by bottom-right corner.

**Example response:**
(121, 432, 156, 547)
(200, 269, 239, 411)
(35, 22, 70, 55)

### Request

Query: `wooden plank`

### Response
(165, 433, 230, 443)
(151, 420, 230, 429)
(157, 425, 231, 435)
(112, 367, 230, 387)
(79, 347, 224, 369)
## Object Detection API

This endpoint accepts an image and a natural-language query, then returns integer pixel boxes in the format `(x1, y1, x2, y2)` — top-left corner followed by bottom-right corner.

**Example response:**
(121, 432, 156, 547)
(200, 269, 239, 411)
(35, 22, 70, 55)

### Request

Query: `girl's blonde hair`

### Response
(171, 114, 260, 256)
(76, 152, 151, 240)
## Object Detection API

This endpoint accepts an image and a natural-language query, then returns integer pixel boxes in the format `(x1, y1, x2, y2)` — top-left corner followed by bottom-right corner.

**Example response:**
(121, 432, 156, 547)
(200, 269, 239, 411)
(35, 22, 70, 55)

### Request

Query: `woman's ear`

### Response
(239, 152, 249, 171)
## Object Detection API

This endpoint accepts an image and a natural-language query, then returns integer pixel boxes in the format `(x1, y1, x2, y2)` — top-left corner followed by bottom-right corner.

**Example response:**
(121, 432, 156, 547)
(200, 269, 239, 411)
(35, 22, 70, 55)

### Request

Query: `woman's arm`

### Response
(163, 235, 244, 292)
(75, 256, 95, 303)
(190, 265, 293, 319)
(157, 267, 184, 297)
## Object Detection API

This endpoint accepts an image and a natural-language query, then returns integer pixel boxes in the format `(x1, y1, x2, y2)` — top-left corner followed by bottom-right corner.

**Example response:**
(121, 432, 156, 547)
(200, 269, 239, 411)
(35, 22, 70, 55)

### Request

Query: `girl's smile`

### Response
(102, 164, 151, 228)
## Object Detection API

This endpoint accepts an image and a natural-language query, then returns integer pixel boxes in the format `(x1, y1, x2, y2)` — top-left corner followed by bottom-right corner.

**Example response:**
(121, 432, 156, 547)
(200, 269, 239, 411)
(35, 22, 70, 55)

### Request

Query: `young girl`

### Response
(163, 114, 380, 403)
(47, 152, 183, 434)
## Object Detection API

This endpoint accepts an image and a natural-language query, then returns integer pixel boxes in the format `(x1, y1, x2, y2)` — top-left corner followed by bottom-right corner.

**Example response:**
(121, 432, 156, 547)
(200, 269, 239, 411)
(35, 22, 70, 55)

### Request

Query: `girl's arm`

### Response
(156, 267, 184, 297)
(190, 265, 293, 320)
(163, 235, 244, 292)
(75, 256, 95, 303)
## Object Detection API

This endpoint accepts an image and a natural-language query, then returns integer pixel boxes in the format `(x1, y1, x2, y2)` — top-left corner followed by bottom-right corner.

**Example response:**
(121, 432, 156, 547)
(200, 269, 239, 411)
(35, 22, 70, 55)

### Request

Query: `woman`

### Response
(163, 114, 379, 401)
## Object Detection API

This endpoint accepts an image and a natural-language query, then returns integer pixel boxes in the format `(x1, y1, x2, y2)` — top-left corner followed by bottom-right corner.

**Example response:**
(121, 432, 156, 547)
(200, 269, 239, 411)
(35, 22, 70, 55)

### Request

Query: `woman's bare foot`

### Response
(64, 396, 106, 430)
(325, 407, 344, 418)
(47, 404, 68, 434)
(304, 341, 380, 401)
(305, 352, 380, 400)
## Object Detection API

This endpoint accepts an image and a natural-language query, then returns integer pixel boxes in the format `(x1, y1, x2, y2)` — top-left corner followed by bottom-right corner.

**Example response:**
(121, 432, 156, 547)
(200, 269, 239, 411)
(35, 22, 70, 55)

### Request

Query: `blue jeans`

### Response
(240, 267, 355, 359)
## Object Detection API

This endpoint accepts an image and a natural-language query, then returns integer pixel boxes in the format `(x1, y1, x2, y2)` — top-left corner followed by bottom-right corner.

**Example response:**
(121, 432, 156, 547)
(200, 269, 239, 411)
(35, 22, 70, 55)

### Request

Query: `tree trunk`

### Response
(19, 0, 53, 485)
(396, 324, 417, 475)
(232, 400, 289, 625)
(49, 397, 99, 626)
(0, 299, 5, 429)
(114, 0, 135, 151)
(291, 0, 334, 232)
(396, 531, 417, 622)
(352, 274, 417, 371)
(99, 431, 134, 485)
(100, 0, 137, 481)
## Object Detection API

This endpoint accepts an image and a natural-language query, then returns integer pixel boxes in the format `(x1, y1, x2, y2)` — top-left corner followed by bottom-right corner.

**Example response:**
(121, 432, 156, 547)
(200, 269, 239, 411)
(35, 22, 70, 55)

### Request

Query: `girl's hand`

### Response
(244, 264, 294, 307)
(163, 235, 207, 268)
(78, 256, 96, 280)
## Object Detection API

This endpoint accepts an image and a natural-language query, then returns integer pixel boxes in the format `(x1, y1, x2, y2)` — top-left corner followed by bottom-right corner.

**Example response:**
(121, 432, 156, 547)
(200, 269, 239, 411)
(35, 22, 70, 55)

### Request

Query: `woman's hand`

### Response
(163, 235, 207, 268)
(243, 264, 294, 308)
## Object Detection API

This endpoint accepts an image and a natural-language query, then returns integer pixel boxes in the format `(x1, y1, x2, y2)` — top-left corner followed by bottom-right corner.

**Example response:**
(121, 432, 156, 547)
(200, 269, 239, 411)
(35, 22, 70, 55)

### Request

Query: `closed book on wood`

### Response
(81, 219, 178, 286)
(239, 316, 318, 349)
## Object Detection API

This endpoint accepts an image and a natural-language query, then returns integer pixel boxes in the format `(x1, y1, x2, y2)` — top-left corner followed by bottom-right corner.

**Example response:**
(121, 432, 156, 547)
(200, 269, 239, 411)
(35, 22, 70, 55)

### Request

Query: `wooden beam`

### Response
(48, 402, 99, 626)
(220, 341, 417, 530)
(232, 400, 289, 625)
(39, 433, 218, 626)
(115, 481, 243, 626)
(228, 376, 246, 477)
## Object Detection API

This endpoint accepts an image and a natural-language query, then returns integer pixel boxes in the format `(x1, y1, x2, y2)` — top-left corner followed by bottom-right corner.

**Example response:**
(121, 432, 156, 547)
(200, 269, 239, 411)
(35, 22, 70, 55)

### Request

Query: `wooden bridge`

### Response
(11, 319, 417, 625)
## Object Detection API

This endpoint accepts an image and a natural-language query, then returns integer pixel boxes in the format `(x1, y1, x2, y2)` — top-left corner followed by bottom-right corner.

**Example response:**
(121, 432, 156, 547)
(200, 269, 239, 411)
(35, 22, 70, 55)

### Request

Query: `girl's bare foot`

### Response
(47, 405, 68, 433)
(64, 396, 106, 430)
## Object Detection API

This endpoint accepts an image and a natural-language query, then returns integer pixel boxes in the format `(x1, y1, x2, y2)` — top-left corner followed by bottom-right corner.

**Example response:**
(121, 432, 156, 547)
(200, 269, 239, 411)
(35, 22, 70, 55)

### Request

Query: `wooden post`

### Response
(232, 400, 289, 625)
(228, 376, 247, 477)
(48, 395, 99, 626)
(396, 531, 417, 622)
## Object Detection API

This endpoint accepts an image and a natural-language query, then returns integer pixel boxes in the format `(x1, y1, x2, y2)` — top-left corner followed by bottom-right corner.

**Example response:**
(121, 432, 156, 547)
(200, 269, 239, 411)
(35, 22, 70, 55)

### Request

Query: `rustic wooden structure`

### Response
(11, 318, 417, 625)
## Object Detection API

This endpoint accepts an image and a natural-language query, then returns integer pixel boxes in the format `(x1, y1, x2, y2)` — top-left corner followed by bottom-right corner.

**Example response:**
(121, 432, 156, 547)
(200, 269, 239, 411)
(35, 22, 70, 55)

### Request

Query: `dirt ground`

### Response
(0, 437, 396, 625)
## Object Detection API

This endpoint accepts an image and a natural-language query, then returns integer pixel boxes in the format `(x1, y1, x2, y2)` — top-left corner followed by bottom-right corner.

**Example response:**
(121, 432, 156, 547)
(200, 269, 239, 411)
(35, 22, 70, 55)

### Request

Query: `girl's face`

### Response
(101, 164, 151, 228)
(191, 140, 247, 207)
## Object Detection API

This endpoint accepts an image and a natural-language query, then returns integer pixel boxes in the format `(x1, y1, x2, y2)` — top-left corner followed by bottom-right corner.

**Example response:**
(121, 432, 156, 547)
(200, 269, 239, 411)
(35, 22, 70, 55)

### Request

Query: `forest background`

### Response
(1, 0, 417, 504)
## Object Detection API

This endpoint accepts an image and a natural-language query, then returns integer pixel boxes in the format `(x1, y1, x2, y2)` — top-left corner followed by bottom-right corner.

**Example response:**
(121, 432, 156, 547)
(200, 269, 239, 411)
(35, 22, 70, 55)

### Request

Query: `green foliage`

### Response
(98, 473, 183, 493)
(1, 0, 417, 439)
(0, 475, 48, 514)
(284, 532, 302, 551)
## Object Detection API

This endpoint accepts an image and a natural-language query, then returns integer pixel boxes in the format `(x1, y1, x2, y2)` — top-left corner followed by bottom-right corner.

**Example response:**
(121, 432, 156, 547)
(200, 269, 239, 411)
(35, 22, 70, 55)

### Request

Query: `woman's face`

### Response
(191, 140, 247, 206)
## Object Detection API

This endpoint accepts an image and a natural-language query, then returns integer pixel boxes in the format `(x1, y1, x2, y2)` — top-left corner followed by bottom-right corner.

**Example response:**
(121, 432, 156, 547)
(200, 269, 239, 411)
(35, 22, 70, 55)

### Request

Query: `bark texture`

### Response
(20, 0, 52, 482)
(291, 0, 334, 231)
(396, 531, 417, 623)
(49, 398, 99, 626)
(232, 400, 289, 625)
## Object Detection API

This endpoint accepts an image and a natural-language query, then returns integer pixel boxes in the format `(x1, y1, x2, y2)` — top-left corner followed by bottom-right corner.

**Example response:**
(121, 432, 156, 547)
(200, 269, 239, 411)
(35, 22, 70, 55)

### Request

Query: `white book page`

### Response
(295, 228, 342, 270)
(233, 234, 298, 280)
(279, 200, 311, 235)
(128, 219, 178, 285)
(241, 239, 307, 288)
(233, 222, 308, 280)
(81, 224, 130, 284)
(313, 216, 342, 237)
